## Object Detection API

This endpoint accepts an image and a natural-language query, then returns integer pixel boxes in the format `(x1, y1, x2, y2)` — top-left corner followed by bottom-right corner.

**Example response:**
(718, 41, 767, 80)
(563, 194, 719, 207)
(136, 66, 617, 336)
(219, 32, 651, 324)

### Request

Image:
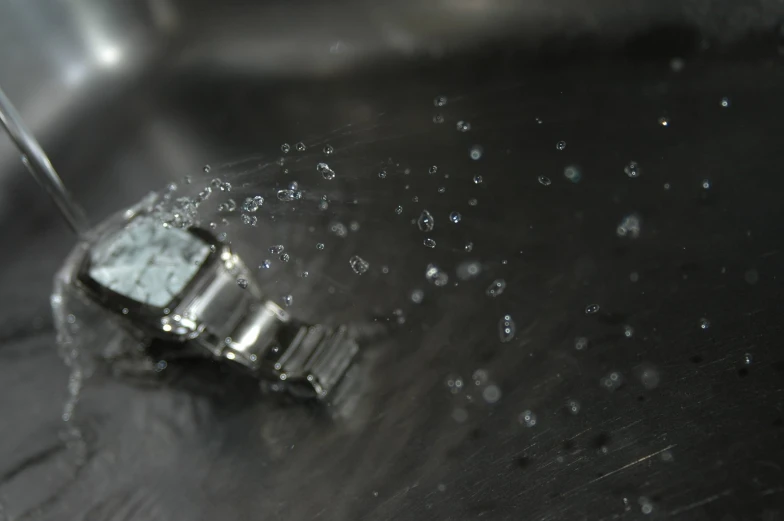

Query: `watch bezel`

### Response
(74, 203, 228, 338)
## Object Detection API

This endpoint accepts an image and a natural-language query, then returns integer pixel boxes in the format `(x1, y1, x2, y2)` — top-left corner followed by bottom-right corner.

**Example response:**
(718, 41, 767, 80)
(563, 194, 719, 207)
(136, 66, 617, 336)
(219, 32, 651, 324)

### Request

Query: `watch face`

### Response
(87, 216, 212, 308)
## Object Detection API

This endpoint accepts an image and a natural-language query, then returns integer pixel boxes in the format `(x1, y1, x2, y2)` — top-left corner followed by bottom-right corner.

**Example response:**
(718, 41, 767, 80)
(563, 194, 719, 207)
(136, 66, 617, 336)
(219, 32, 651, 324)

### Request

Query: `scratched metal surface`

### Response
(2, 12, 784, 521)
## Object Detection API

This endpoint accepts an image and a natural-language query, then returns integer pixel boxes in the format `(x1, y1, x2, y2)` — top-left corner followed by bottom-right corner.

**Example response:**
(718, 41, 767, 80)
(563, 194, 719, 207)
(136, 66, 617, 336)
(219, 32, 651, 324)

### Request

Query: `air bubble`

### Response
(349, 255, 370, 275)
(464, 241, 474, 252)
(482, 385, 502, 404)
(473, 175, 483, 184)
(282, 294, 293, 307)
(269, 245, 285, 255)
(469, 145, 483, 160)
(434, 95, 448, 107)
(316, 242, 325, 250)
(242, 197, 259, 213)
(423, 238, 437, 248)
(279, 253, 290, 262)
(428, 165, 438, 174)
(538, 176, 551, 186)
(437, 186, 446, 194)
(456, 261, 482, 280)
(349, 221, 360, 232)
(295, 142, 306, 152)
(556, 140, 566, 151)
(701, 179, 711, 190)
(330, 222, 348, 237)
(564, 165, 581, 183)
(432, 114, 444, 124)
(417, 210, 435, 232)
(567, 400, 581, 415)
(378, 170, 387, 179)
(720, 97, 731, 108)
(449, 211, 462, 224)
(658, 117, 669, 127)
(623, 325, 634, 338)
(323, 144, 334, 156)
(699, 317, 710, 330)
(468, 198, 478, 206)
(601, 371, 623, 391)
(411, 289, 424, 304)
(203, 164, 211, 173)
(499, 314, 516, 343)
(486, 279, 506, 297)
(237, 279, 249, 289)
(242, 214, 258, 226)
(617, 214, 641, 238)
(281, 143, 291, 153)
(395, 205, 403, 215)
(259, 260, 271, 269)
(575, 336, 588, 350)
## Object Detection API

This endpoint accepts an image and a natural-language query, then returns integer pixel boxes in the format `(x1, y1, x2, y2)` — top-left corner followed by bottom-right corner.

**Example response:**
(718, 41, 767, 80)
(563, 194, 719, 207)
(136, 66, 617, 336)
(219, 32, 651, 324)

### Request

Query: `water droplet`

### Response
(349, 255, 370, 274)
(623, 325, 634, 338)
(437, 186, 446, 194)
(499, 314, 516, 343)
(295, 142, 306, 152)
(720, 97, 731, 108)
(624, 161, 640, 178)
(658, 117, 669, 127)
(241, 197, 259, 213)
(323, 144, 334, 156)
(410, 289, 424, 304)
(425, 264, 449, 286)
(378, 170, 387, 179)
(456, 261, 482, 280)
(417, 210, 435, 232)
(316, 242, 325, 250)
(567, 399, 581, 415)
(486, 279, 506, 297)
(556, 140, 566, 151)
(585, 304, 601, 315)
(699, 317, 711, 330)
(456, 120, 471, 132)
(519, 410, 537, 427)
(277, 189, 302, 201)
(469, 145, 483, 160)
(423, 238, 437, 248)
(237, 278, 249, 289)
(259, 260, 271, 269)
(203, 164, 211, 173)
(564, 165, 581, 183)
(242, 214, 258, 226)
(316, 162, 336, 180)
(601, 371, 623, 391)
(616, 214, 641, 238)
(330, 222, 348, 237)
(449, 211, 462, 224)
(482, 384, 502, 404)
(279, 253, 290, 262)
(281, 143, 291, 153)
(433, 95, 448, 107)
(468, 197, 478, 206)
(575, 336, 588, 350)
(432, 114, 444, 124)
(473, 174, 483, 184)
(701, 179, 711, 190)
(538, 175, 551, 186)
(282, 294, 293, 307)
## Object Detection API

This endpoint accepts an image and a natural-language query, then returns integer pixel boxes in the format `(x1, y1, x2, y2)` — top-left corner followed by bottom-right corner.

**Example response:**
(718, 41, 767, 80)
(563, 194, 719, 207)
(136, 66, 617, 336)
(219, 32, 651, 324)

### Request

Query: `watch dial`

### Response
(88, 216, 211, 308)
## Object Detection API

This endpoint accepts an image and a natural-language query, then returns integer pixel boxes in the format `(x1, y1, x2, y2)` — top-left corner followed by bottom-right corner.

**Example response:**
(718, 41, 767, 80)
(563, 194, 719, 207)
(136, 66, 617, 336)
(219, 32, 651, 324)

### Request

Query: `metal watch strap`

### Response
(219, 300, 359, 399)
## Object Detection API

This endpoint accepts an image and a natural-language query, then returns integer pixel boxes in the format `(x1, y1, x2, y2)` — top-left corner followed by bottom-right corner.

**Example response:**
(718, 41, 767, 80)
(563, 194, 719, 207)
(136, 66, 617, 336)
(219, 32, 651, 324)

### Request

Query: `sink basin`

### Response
(2, 2, 784, 520)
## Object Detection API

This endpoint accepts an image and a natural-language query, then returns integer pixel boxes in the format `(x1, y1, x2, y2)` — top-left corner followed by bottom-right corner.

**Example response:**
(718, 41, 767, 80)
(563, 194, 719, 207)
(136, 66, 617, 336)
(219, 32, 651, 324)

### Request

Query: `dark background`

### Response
(1, 2, 784, 520)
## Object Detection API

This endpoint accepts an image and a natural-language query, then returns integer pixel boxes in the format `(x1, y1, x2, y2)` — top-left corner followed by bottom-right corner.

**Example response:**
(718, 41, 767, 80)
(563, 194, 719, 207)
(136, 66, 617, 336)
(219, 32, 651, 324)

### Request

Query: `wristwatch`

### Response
(55, 193, 359, 400)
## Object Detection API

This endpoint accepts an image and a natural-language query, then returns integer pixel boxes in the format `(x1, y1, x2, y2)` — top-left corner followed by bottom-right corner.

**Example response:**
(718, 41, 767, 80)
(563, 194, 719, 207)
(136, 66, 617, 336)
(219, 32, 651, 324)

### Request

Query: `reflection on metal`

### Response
(0, 87, 89, 235)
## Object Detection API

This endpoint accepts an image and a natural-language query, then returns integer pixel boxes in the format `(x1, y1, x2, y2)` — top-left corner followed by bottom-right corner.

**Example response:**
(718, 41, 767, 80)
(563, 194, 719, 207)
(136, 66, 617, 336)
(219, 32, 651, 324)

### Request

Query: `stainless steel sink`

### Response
(2, 2, 784, 520)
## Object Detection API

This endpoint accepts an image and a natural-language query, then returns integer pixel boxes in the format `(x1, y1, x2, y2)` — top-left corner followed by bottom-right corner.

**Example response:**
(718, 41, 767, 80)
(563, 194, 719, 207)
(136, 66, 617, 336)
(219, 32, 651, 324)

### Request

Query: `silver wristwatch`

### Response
(58, 193, 359, 400)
